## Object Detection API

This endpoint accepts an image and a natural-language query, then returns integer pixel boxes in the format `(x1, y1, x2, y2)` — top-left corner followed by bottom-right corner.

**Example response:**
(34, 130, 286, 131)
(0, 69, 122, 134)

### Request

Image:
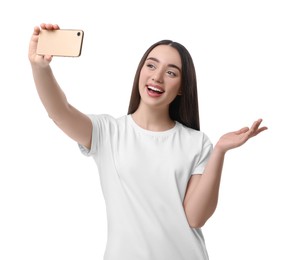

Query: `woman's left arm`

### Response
(183, 119, 268, 228)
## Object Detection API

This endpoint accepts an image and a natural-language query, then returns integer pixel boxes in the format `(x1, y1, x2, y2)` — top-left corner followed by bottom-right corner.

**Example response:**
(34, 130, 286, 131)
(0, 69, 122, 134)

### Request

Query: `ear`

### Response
(177, 89, 182, 96)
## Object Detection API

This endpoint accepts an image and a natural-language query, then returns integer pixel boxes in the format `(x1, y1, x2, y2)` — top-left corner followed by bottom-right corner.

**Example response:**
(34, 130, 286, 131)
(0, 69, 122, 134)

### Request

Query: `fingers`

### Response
(33, 26, 41, 35)
(248, 118, 267, 137)
(236, 127, 249, 134)
(29, 24, 57, 64)
(254, 125, 268, 136)
(33, 23, 60, 37)
(32, 23, 60, 41)
(236, 119, 267, 139)
(40, 23, 60, 30)
(44, 55, 53, 62)
(250, 118, 261, 132)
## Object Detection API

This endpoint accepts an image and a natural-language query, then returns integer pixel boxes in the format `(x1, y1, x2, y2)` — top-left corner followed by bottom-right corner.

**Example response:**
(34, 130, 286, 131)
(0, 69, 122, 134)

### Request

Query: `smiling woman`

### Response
(28, 23, 267, 260)
(134, 44, 183, 123)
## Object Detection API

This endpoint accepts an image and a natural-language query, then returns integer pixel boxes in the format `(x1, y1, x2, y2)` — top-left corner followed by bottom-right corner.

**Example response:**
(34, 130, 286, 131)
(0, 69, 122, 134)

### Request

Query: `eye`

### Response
(146, 63, 156, 70)
(167, 70, 177, 77)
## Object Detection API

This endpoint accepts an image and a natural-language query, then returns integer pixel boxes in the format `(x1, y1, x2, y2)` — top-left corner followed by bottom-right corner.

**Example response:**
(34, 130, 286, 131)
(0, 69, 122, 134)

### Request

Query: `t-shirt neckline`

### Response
(127, 114, 179, 136)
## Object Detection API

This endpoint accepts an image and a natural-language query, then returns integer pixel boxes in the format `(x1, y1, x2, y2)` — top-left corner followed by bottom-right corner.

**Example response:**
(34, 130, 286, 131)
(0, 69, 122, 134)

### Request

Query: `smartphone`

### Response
(36, 29, 84, 57)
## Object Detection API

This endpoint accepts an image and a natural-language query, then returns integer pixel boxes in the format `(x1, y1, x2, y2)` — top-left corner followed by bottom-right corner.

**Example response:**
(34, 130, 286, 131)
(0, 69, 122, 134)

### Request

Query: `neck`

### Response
(131, 103, 175, 131)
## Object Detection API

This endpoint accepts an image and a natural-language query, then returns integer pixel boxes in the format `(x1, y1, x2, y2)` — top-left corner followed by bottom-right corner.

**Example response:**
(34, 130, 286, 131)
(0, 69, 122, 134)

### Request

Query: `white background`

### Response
(1, 0, 293, 259)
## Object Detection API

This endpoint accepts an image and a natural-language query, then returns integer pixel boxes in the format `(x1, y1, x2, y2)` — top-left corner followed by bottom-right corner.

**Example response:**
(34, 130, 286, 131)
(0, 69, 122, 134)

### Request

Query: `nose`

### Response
(152, 70, 164, 84)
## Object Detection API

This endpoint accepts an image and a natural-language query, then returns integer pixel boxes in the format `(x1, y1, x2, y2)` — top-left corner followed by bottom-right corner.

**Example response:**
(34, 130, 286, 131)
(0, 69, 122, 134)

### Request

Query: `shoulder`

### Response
(87, 114, 127, 132)
(87, 114, 126, 124)
(87, 113, 115, 121)
(177, 122, 212, 147)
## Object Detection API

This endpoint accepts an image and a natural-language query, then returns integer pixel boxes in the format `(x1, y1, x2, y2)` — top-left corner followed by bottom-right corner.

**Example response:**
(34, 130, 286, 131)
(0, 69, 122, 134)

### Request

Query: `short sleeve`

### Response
(191, 133, 213, 175)
(78, 114, 114, 157)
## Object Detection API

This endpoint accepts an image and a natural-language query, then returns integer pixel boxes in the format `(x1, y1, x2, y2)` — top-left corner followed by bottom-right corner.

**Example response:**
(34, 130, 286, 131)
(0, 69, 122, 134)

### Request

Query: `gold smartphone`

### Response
(37, 29, 84, 57)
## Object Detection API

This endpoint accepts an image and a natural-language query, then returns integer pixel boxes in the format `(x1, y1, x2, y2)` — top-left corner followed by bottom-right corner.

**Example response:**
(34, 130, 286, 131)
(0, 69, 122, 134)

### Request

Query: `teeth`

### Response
(148, 86, 164, 93)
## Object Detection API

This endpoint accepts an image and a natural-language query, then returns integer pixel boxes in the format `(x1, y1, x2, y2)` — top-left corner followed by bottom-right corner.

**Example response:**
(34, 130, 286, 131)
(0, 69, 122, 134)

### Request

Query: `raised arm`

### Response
(183, 119, 268, 228)
(29, 23, 92, 149)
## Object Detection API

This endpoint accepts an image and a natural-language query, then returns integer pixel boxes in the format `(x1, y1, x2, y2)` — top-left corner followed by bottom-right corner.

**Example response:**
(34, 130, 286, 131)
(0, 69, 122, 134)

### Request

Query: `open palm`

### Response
(216, 119, 268, 153)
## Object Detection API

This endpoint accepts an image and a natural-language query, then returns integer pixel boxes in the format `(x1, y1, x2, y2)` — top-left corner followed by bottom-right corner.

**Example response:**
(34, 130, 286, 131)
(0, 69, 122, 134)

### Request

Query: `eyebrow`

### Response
(146, 57, 182, 72)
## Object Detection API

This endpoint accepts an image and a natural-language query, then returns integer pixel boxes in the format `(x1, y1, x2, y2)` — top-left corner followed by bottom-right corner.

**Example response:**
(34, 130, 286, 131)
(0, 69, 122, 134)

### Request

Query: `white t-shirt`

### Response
(79, 114, 213, 260)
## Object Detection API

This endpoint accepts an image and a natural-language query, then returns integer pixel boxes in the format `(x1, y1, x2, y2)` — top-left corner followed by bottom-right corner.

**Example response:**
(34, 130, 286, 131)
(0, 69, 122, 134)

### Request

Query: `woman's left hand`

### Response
(216, 119, 268, 153)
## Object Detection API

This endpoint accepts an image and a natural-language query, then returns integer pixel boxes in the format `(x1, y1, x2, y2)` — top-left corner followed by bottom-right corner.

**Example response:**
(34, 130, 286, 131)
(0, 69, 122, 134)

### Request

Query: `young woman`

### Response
(29, 23, 267, 260)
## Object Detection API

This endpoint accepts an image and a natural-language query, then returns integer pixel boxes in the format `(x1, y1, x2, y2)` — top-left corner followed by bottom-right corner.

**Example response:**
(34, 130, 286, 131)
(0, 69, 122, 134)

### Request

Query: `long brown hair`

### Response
(127, 40, 200, 131)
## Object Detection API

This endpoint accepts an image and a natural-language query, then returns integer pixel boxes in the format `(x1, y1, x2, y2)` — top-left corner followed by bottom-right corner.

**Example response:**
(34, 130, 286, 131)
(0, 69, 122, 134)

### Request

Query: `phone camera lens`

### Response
(77, 32, 81, 36)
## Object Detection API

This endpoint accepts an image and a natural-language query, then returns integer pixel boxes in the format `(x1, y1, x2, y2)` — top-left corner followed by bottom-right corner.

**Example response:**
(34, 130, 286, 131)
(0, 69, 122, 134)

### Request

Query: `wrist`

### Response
(214, 142, 227, 156)
(30, 54, 52, 69)
(30, 61, 51, 71)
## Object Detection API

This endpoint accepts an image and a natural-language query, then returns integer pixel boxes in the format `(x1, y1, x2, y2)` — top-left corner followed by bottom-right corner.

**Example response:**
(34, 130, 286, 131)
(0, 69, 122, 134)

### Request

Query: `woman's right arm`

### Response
(29, 24, 92, 149)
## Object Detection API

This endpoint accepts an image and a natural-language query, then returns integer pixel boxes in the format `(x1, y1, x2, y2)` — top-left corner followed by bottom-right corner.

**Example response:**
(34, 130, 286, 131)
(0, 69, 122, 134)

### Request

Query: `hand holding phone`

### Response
(36, 29, 84, 57)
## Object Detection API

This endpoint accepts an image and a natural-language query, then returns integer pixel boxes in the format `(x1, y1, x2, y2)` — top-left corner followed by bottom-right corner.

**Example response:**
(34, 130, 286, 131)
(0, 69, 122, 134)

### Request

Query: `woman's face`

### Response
(138, 45, 182, 110)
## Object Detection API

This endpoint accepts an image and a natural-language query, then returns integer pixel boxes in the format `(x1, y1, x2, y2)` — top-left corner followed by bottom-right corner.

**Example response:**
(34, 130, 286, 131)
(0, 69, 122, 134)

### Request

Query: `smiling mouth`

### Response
(147, 85, 165, 94)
